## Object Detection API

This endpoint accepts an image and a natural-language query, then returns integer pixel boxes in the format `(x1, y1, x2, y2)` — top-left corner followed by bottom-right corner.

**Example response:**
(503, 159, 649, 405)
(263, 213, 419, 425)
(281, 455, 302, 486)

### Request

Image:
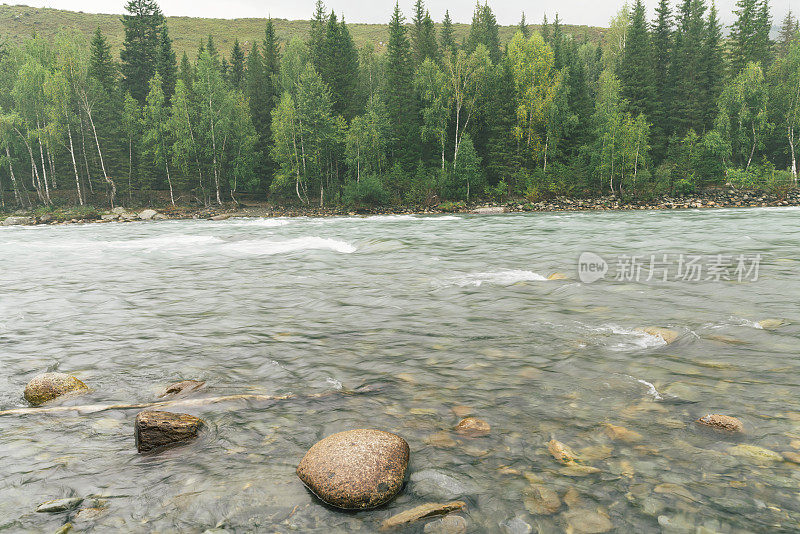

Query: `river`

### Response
(1, 208, 799, 532)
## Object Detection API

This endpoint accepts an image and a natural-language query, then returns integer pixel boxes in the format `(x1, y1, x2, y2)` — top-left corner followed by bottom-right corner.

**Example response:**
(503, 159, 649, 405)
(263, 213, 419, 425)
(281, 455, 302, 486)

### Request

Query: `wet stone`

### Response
(563, 509, 613, 533)
(381, 501, 466, 530)
(24, 373, 89, 406)
(454, 417, 490, 437)
(135, 411, 205, 453)
(158, 380, 206, 398)
(410, 469, 475, 500)
(296, 429, 409, 510)
(696, 414, 744, 433)
(423, 514, 467, 534)
(36, 498, 84, 513)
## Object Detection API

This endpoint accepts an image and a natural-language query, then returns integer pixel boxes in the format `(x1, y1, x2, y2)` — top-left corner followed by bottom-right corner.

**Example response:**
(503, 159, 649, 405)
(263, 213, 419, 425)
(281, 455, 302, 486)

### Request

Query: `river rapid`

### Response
(1, 208, 799, 532)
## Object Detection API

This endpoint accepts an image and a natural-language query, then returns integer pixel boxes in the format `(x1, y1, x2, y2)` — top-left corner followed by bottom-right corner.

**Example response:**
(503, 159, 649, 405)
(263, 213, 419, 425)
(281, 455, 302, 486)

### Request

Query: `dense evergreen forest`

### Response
(0, 0, 798, 211)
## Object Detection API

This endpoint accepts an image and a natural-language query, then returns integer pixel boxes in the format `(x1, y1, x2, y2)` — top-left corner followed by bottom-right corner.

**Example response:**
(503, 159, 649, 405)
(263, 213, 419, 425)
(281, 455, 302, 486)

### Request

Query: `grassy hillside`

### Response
(0, 4, 606, 58)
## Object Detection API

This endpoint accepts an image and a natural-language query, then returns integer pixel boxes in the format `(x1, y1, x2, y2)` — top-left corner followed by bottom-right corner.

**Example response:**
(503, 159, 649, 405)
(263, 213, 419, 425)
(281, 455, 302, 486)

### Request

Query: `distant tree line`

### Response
(0, 0, 798, 210)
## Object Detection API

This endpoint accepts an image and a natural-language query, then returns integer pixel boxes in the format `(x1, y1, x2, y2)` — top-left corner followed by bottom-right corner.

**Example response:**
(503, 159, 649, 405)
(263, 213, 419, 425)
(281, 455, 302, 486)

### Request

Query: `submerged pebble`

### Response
(696, 414, 744, 433)
(454, 417, 490, 437)
(36, 498, 83, 513)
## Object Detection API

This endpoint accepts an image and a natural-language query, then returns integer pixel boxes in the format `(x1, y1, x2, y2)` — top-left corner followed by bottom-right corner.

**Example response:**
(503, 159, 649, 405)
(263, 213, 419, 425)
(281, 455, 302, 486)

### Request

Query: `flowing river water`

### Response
(0, 208, 799, 533)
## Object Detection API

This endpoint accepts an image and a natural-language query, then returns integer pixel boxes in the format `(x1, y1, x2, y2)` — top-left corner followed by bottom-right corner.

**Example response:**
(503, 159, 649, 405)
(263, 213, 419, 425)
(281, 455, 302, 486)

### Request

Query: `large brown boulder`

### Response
(135, 411, 205, 453)
(296, 429, 409, 510)
(24, 373, 89, 406)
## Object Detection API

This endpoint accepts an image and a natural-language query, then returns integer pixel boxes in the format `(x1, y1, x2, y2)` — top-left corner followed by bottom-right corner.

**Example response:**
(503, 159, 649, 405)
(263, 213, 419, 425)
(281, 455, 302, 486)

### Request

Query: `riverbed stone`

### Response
(696, 414, 744, 433)
(2, 216, 35, 226)
(36, 498, 84, 513)
(380, 501, 466, 530)
(158, 380, 206, 398)
(454, 417, 490, 437)
(728, 444, 783, 464)
(410, 469, 475, 500)
(563, 509, 613, 533)
(638, 327, 679, 344)
(138, 209, 158, 220)
(548, 439, 578, 465)
(24, 373, 89, 406)
(211, 214, 231, 221)
(296, 429, 409, 510)
(423, 515, 467, 534)
(524, 484, 561, 515)
(135, 410, 205, 453)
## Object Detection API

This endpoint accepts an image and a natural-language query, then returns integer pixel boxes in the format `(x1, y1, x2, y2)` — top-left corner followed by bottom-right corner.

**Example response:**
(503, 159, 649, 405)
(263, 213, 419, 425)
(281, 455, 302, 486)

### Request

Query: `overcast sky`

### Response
(9, 0, 793, 26)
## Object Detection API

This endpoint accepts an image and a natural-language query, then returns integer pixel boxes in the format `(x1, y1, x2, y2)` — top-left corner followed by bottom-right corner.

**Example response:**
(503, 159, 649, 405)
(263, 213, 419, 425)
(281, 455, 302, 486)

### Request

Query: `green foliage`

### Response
(343, 174, 389, 207)
(120, 0, 165, 103)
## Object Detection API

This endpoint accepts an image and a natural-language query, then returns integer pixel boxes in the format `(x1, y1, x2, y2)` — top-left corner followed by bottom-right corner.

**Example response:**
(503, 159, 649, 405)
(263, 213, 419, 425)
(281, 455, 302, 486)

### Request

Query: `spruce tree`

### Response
(651, 0, 673, 160)
(730, 0, 772, 72)
(619, 0, 656, 119)
(700, 2, 725, 131)
(310, 0, 328, 67)
(385, 3, 419, 167)
(541, 14, 551, 43)
(120, 0, 165, 104)
(670, 0, 708, 137)
(777, 10, 799, 57)
(156, 26, 177, 103)
(440, 10, 457, 57)
(230, 40, 245, 89)
(519, 12, 530, 39)
(753, 0, 773, 68)
(412, 1, 439, 65)
(466, 3, 501, 64)
(178, 51, 194, 93)
(89, 27, 117, 93)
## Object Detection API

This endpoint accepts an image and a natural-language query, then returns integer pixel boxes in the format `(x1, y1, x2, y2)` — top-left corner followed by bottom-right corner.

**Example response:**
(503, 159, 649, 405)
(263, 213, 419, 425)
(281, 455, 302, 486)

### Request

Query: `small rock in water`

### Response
(603, 423, 643, 443)
(24, 373, 89, 406)
(782, 451, 800, 464)
(296, 429, 409, 510)
(426, 431, 457, 448)
(524, 484, 561, 515)
(380, 501, 466, 530)
(563, 509, 613, 533)
(758, 319, 785, 330)
(547, 272, 569, 281)
(158, 380, 206, 398)
(423, 515, 467, 534)
(211, 214, 231, 221)
(548, 439, 578, 465)
(696, 414, 744, 433)
(501, 516, 532, 534)
(454, 417, 490, 437)
(637, 327, 679, 344)
(410, 469, 475, 500)
(36, 498, 84, 513)
(54, 525, 73, 534)
(135, 411, 205, 453)
(728, 444, 783, 464)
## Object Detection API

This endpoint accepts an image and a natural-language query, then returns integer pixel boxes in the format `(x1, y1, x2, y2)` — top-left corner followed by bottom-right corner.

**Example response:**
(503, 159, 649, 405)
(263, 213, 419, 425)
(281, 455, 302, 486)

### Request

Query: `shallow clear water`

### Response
(0, 209, 799, 533)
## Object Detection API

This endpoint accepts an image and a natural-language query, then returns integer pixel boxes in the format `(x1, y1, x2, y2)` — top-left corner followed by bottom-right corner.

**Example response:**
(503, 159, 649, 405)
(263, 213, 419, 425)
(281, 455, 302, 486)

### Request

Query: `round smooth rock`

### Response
(296, 429, 409, 510)
(24, 373, 89, 406)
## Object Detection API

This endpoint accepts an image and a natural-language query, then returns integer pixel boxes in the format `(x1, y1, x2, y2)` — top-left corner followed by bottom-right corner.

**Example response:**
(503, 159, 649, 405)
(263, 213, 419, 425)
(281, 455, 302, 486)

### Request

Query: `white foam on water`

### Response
(223, 236, 357, 255)
(586, 324, 668, 351)
(628, 375, 664, 400)
(106, 235, 224, 251)
(225, 218, 291, 227)
(434, 269, 547, 288)
(326, 377, 343, 390)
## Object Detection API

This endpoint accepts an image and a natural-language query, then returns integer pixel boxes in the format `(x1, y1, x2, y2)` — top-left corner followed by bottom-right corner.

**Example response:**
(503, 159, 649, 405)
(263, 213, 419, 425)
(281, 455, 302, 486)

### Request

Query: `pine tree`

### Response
(156, 26, 177, 103)
(230, 39, 245, 89)
(519, 12, 530, 39)
(178, 51, 194, 93)
(670, 0, 708, 137)
(120, 0, 165, 103)
(730, 0, 772, 72)
(619, 0, 656, 119)
(541, 14, 551, 43)
(440, 10, 457, 57)
(89, 27, 116, 93)
(651, 0, 673, 160)
(385, 3, 419, 167)
(777, 10, 799, 57)
(412, 1, 439, 65)
(315, 12, 360, 120)
(700, 2, 725, 131)
(310, 0, 328, 67)
(466, 2, 501, 64)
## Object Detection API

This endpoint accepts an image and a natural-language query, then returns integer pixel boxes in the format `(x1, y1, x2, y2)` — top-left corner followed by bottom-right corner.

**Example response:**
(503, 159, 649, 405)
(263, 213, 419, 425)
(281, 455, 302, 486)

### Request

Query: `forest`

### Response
(0, 0, 798, 211)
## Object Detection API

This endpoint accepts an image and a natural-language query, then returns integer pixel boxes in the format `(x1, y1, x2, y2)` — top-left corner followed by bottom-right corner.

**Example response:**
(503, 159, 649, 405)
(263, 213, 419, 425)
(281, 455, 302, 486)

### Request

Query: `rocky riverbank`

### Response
(1, 188, 798, 226)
